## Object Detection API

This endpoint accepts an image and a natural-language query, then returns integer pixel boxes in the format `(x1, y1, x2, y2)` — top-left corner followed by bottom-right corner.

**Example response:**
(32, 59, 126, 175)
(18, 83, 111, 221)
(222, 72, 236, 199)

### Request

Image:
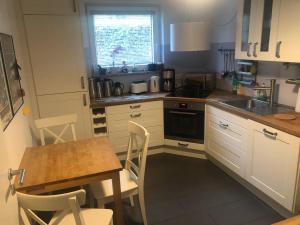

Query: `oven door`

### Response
(164, 108, 205, 144)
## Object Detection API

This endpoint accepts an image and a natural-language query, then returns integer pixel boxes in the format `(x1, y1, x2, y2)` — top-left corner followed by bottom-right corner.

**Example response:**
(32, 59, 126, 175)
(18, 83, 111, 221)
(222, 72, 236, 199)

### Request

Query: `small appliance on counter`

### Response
(131, 81, 148, 94)
(89, 77, 104, 100)
(150, 76, 160, 93)
(104, 78, 114, 97)
(162, 68, 176, 93)
(113, 82, 124, 96)
(171, 73, 216, 98)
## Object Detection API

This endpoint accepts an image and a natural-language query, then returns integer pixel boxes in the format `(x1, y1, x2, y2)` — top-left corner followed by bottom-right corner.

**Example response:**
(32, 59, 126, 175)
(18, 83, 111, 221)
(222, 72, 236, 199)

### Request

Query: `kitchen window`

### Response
(87, 6, 161, 70)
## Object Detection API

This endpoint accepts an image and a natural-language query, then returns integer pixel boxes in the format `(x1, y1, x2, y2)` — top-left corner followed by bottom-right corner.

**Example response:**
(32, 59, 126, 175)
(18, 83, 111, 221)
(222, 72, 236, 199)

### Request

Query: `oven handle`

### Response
(169, 111, 197, 116)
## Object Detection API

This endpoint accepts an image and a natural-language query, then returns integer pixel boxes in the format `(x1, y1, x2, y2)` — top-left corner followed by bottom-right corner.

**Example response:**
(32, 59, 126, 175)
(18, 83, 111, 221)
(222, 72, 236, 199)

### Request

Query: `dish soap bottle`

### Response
(232, 73, 239, 95)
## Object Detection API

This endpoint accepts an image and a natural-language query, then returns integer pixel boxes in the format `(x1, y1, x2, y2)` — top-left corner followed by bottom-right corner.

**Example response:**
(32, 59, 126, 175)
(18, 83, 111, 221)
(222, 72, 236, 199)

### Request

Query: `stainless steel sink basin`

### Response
(223, 99, 293, 115)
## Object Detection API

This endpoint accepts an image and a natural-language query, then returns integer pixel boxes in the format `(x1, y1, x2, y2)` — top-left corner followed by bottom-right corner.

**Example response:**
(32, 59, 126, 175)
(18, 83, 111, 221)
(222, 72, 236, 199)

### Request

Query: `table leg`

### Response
(112, 172, 124, 225)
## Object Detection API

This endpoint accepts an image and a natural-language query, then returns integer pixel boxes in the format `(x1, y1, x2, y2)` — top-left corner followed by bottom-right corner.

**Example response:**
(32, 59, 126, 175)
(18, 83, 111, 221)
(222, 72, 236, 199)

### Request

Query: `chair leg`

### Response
(96, 199, 105, 209)
(129, 195, 135, 207)
(138, 192, 148, 225)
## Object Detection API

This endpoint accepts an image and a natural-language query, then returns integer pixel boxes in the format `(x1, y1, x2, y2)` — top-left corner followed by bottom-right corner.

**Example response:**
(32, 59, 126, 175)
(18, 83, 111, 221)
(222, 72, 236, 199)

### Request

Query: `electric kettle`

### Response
(150, 76, 160, 93)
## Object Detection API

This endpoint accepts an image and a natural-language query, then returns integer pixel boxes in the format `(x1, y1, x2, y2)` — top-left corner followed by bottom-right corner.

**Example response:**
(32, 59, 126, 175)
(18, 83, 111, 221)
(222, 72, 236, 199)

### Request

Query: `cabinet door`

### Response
(246, 121, 300, 211)
(20, 0, 78, 15)
(254, 0, 279, 61)
(275, 0, 300, 62)
(37, 92, 92, 141)
(24, 15, 87, 95)
(235, 0, 258, 60)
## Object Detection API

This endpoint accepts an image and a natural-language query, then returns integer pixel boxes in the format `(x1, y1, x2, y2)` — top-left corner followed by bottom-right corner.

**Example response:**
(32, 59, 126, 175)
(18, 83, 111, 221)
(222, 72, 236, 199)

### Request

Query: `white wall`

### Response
(0, 0, 36, 224)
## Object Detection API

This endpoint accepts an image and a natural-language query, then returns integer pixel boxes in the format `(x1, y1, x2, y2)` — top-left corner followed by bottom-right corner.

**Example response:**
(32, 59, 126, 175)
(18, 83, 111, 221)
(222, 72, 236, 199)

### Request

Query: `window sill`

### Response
(97, 71, 159, 78)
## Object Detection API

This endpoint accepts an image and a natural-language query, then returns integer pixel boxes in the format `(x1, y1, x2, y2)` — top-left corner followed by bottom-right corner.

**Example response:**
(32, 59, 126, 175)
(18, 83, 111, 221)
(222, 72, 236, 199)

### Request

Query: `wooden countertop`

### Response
(90, 90, 300, 138)
(90, 92, 168, 108)
(272, 216, 300, 225)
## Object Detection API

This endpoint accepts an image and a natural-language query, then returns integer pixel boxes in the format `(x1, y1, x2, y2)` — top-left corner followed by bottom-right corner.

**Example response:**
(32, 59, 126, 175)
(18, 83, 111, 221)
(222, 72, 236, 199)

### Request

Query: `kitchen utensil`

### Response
(96, 80, 104, 99)
(150, 76, 160, 93)
(274, 114, 296, 120)
(114, 82, 124, 96)
(104, 79, 114, 97)
(88, 78, 97, 100)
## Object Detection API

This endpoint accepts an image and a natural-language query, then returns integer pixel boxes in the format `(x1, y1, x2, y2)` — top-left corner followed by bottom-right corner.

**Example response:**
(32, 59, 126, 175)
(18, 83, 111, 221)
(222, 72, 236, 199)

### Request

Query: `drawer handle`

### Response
(219, 122, 229, 129)
(178, 142, 189, 147)
(253, 42, 258, 58)
(263, 128, 277, 139)
(276, 41, 282, 58)
(130, 105, 141, 109)
(130, 113, 142, 118)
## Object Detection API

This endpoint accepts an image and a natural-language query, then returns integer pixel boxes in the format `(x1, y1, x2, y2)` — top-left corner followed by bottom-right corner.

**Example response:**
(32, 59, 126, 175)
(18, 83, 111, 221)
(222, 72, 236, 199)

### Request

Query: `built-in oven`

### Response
(164, 100, 205, 144)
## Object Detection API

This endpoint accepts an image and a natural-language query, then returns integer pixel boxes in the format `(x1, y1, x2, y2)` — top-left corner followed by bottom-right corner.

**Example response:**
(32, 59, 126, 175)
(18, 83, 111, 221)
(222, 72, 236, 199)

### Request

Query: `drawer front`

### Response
(107, 109, 163, 133)
(106, 101, 163, 115)
(109, 126, 164, 153)
(164, 139, 205, 151)
(205, 106, 247, 177)
(206, 105, 247, 128)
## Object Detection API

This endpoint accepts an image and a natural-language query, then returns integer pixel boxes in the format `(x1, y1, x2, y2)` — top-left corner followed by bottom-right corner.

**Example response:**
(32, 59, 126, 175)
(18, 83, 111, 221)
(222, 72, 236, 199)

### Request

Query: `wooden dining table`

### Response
(15, 137, 124, 225)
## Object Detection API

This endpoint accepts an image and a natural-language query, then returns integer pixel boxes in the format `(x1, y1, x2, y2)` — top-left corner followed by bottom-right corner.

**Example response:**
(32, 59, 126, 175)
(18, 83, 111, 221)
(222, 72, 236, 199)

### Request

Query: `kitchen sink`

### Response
(223, 99, 293, 116)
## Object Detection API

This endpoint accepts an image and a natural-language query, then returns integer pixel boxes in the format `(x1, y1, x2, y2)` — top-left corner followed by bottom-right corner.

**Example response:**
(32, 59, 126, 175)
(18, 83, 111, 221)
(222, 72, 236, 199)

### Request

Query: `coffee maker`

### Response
(162, 68, 175, 94)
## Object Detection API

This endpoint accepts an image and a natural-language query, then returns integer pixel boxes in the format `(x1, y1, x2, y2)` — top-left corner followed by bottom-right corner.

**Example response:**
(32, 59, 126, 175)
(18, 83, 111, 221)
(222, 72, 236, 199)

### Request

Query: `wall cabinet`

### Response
(205, 106, 248, 177)
(236, 0, 300, 62)
(20, 0, 78, 15)
(37, 92, 92, 141)
(106, 101, 164, 153)
(246, 120, 300, 211)
(24, 15, 87, 95)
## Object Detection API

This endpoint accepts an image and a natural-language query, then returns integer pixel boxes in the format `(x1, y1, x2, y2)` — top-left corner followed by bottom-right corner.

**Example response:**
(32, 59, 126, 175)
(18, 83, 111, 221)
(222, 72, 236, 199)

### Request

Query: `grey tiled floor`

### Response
(121, 154, 284, 225)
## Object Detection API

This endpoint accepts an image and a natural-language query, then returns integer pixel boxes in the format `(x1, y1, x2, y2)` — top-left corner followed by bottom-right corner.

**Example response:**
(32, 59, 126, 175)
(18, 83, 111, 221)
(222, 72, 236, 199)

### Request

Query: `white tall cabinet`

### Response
(22, 0, 92, 140)
(235, 0, 300, 62)
(246, 120, 300, 211)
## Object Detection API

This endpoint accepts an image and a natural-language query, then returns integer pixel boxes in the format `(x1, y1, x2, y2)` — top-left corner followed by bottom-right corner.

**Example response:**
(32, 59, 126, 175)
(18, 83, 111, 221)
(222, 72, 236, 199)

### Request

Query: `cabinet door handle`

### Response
(130, 105, 141, 109)
(219, 122, 229, 129)
(130, 113, 142, 118)
(276, 41, 282, 58)
(83, 94, 87, 106)
(178, 142, 189, 147)
(72, 0, 77, 12)
(263, 128, 277, 139)
(253, 42, 258, 58)
(81, 76, 85, 89)
(247, 42, 252, 57)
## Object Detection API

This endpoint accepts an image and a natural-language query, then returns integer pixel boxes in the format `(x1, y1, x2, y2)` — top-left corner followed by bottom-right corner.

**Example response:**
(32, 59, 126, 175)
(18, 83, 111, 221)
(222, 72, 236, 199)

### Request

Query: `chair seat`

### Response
(50, 209, 113, 225)
(90, 169, 138, 202)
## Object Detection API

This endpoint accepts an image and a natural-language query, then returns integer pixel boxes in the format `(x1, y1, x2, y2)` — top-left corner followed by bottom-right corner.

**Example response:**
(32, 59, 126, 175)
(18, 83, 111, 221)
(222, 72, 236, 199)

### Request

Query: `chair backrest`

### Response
(17, 189, 86, 225)
(35, 114, 77, 146)
(125, 121, 150, 191)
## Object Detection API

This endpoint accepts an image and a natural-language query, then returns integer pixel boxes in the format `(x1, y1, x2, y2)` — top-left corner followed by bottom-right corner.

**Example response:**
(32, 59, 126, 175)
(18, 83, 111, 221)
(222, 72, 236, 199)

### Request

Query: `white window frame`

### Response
(86, 4, 161, 72)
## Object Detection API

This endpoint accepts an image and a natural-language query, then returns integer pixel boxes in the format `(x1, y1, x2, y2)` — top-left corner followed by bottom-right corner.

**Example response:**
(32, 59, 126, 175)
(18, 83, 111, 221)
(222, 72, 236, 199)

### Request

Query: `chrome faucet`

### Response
(253, 79, 276, 105)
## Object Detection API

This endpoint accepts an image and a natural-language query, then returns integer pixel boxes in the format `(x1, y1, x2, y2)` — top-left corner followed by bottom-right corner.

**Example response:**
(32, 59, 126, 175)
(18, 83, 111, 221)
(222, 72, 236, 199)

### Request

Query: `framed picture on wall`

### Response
(0, 44, 13, 130)
(0, 33, 24, 115)
(0, 33, 24, 130)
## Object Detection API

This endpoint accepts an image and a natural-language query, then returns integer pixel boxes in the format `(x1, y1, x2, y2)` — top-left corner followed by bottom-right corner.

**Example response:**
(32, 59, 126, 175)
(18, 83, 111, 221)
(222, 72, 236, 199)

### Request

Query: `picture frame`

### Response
(0, 33, 24, 130)
(0, 43, 13, 130)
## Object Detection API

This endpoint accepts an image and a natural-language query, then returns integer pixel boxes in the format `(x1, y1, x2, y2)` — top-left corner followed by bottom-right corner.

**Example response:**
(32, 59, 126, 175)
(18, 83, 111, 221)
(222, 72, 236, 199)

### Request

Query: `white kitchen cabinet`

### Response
(205, 106, 248, 177)
(274, 0, 300, 62)
(106, 101, 164, 153)
(37, 92, 92, 141)
(20, 0, 78, 15)
(24, 15, 87, 95)
(246, 120, 300, 211)
(235, 0, 300, 62)
(235, 0, 259, 60)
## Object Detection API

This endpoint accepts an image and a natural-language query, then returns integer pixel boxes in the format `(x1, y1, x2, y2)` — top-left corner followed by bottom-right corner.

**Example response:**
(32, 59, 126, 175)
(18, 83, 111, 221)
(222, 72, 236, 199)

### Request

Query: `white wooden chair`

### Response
(90, 121, 150, 225)
(17, 189, 113, 225)
(35, 114, 77, 146)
